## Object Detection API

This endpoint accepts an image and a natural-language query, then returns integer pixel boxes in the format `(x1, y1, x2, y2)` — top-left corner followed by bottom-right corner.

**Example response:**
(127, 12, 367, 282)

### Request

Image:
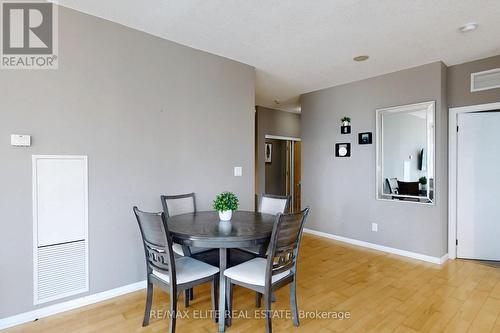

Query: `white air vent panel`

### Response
(471, 68, 500, 92)
(33, 155, 89, 305)
(36, 240, 87, 303)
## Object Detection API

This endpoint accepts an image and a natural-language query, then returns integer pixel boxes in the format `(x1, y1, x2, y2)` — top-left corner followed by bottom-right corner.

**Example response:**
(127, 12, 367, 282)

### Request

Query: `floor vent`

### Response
(471, 68, 500, 92)
(36, 240, 88, 304)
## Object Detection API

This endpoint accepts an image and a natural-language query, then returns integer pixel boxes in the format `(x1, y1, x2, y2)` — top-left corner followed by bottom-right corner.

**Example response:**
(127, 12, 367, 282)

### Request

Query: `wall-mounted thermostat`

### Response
(11, 134, 31, 147)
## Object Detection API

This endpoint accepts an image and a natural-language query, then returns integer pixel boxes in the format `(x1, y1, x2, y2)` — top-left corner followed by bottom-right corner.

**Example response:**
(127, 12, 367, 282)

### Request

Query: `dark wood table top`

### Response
(167, 211, 275, 248)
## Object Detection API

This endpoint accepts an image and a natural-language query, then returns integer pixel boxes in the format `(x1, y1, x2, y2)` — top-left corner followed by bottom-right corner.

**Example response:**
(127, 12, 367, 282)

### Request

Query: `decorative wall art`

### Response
(335, 143, 351, 157)
(341, 116, 351, 134)
(265, 143, 272, 163)
(358, 132, 373, 144)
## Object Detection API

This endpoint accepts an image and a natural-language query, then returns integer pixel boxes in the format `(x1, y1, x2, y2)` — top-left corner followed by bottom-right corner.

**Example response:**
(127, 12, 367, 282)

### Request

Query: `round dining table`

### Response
(167, 210, 276, 332)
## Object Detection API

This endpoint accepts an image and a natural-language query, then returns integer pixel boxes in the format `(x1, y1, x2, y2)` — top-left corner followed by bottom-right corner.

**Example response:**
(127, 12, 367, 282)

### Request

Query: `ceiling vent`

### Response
(471, 68, 500, 92)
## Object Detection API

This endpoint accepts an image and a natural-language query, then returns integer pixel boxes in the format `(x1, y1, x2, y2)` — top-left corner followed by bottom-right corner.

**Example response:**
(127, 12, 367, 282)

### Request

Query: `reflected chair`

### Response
(386, 177, 399, 194)
(133, 207, 219, 333)
(224, 208, 310, 333)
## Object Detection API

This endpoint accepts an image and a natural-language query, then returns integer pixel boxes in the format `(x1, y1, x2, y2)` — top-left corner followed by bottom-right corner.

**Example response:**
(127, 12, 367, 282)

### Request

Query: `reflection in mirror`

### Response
(376, 101, 435, 204)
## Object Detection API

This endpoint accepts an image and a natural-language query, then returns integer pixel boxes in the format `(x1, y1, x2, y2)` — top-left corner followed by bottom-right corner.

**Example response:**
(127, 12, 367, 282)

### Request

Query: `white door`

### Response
(457, 111, 500, 260)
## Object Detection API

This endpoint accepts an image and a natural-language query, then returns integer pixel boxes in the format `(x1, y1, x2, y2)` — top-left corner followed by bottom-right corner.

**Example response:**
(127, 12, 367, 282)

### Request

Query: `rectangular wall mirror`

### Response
(376, 101, 435, 204)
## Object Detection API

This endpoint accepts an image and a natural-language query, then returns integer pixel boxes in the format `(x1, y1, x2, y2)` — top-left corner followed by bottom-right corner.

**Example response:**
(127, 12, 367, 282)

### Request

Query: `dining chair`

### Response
(240, 194, 291, 306)
(224, 207, 310, 333)
(260, 194, 292, 215)
(133, 207, 219, 333)
(160, 193, 212, 257)
(160, 193, 214, 305)
(241, 194, 291, 256)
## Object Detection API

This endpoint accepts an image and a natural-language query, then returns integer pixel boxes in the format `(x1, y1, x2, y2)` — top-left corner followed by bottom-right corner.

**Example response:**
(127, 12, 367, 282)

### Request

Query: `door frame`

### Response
(265, 134, 301, 142)
(448, 102, 500, 259)
(264, 135, 301, 210)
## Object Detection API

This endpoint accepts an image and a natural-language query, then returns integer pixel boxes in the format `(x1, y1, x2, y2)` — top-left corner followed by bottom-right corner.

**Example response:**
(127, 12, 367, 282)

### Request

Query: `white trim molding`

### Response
(304, 228, 448, 265)
(375, 101, 436, 205)
(264, 134, 301, 141)
(0, 280, 146, 330)
(448, 102, 500, 260)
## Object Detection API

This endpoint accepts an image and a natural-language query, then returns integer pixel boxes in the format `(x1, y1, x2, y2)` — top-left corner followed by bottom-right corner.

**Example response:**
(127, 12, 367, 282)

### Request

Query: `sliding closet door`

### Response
(33, 155, 89, 304)
(456, 112, 500, 261)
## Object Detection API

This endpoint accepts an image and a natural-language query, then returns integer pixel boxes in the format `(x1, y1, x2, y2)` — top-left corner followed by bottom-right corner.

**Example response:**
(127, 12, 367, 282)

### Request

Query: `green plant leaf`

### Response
(213, 191, 239, 212)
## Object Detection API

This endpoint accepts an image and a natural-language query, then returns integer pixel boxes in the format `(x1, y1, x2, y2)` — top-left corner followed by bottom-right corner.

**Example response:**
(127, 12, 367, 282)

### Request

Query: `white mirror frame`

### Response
(376, 101, 436, 205)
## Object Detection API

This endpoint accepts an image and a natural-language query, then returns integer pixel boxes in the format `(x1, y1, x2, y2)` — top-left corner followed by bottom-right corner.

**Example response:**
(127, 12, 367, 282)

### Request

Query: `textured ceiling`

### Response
(56, 0, 500, 112)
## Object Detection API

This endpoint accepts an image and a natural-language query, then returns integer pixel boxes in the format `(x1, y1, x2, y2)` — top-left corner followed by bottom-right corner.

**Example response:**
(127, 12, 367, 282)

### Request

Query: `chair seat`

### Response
(224, 258, 290, 286)
(172, 243, 212, 256)
(153, 256, 219, 285)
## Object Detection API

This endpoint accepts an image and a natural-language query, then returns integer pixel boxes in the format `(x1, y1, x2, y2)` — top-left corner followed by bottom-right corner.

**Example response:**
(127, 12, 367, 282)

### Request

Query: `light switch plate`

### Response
(11, 134, 31, 147)
(234, 167, 242, 177)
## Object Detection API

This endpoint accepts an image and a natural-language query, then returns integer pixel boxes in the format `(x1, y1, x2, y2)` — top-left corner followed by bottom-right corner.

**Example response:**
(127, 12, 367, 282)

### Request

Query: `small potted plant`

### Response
(341, 116, 351, 126)
(419, 176, 427, 190)
(213, 191, 239, 221)
(340, 116, 351, 134)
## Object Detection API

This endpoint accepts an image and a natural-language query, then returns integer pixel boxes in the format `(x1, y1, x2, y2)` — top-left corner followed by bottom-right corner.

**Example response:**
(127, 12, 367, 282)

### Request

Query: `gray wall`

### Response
(301, 62, 448, 258)
(0, 7, 255, 318)
(448, 55, 500, 108)
(255, 106, 300, 195)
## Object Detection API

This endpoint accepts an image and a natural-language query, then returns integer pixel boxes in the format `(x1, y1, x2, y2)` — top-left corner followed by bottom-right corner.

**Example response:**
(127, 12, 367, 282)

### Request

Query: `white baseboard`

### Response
(304, 228, 448, 265)
(0, 280, 146, 330)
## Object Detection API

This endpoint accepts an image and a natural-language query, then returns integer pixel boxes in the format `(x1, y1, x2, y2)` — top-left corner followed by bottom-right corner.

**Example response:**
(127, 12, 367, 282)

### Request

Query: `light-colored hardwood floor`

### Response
(4, 234, 500, 333)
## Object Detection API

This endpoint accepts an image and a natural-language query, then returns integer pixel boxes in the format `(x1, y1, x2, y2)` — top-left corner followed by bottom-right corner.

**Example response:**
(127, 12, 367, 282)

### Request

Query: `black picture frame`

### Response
(358, 132, 372, 145)
(341, 125, 351, 134)
(335, 143, 351, 157)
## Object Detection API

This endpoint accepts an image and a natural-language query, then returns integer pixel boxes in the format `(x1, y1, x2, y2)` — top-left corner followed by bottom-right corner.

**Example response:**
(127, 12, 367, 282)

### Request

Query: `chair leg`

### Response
(184, 289, 190, 308)
(264, 292, 272, 333)
(211, 278, 218, 323)
(255, 292, 261, 308)
(190, 288, 194, 300)
(226, 280, 233, 327)
(142, 280, 153, 327)
(169, 287, 178, 333)
(290, 278, 299, 326)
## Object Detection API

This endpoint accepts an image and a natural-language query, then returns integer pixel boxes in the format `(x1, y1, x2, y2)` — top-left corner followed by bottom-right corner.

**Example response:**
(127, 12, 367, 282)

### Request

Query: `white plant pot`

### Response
(342, 121, 350, 126)
(219, 210, 232, 221)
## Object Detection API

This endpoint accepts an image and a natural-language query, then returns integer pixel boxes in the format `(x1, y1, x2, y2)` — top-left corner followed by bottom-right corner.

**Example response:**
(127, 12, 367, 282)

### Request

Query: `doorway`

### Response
(264, 135, 301, 212)
(449, 102, 500, 261)
(456, 111, 500, 261)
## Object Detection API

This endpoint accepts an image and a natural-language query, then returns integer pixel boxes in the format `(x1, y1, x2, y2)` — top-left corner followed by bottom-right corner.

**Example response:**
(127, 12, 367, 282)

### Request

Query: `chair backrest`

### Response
(259, 194, 291, 215)
(386, 178, 399, 194)
(133, 207, 176, 284)
(160, 193, 196, 217)
(265, 207, 310, 285)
